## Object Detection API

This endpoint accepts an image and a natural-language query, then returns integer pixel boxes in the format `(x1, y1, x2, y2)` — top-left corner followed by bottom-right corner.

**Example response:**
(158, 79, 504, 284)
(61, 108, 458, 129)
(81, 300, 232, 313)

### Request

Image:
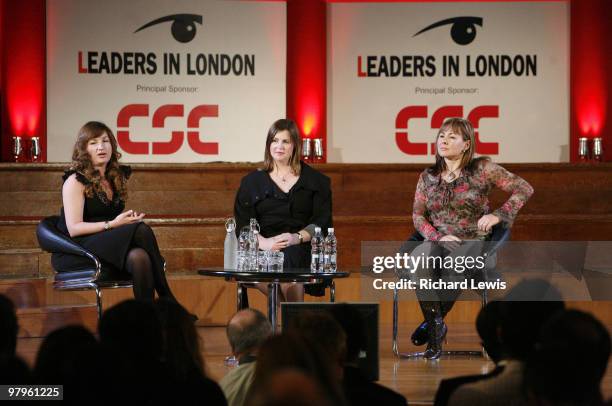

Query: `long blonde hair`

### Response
(70, 121, 128, 201)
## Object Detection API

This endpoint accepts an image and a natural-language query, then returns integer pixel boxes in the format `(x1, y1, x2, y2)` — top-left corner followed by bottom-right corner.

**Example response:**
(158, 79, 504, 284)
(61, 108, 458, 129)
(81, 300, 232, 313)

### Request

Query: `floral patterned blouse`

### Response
(413, 160, 534, 241)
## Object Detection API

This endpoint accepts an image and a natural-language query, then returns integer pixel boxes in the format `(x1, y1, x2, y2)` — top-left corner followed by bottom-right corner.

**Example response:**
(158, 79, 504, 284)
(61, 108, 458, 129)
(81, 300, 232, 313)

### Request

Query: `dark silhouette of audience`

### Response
(328, 304, 408, 406)
(434, 300, 505, 406)
(154, 297, 227, 405)
(4, 283, 612, 406)
(97, 299, 169, 403)
(34, 324, 97, 383)
(448, 279, 566, 406)
(0, 294, 31, 383)
(221, 308, 272, 406)
(246, 332, 346, 406)
(525, 309, 611, 406)
(97, 299, 226, 405)
(286, 310, 347, 381)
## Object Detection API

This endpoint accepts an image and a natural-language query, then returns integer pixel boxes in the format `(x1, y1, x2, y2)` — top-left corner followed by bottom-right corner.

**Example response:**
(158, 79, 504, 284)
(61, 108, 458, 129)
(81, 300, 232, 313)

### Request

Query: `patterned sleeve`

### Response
(412, 172, 444, 241)
(483, 161, 534, 227)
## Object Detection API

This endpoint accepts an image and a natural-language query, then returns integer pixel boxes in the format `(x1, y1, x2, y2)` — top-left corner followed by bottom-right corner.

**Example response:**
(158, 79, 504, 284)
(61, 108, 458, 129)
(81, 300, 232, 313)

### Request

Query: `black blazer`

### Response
(233, 161, 332, 238)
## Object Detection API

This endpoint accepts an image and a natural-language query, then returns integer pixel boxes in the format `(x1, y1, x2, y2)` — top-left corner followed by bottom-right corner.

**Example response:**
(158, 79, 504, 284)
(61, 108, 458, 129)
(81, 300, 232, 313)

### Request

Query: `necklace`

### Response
(445, 167, 460, 182)
(274, 167, 293, 183)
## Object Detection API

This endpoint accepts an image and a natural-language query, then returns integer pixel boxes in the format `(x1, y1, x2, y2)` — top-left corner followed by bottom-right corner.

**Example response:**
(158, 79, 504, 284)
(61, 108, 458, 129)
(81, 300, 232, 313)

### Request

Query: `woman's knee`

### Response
(133, 223, 160, 249)
(126, 248, 151, 270)
(135, 222, 154, 238)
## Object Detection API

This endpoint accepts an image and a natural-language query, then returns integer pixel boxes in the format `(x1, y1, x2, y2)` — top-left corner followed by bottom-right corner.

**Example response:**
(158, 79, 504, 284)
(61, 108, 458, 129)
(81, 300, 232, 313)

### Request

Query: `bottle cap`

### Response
(315, 226, 321, 232)
(328, 227, 334, 233)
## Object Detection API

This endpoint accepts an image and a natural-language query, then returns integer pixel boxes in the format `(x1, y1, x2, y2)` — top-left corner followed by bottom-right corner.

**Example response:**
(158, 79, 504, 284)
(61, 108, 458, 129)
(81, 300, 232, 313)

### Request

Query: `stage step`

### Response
(16, 304, 98, 338)
(0, 216, 413, 274)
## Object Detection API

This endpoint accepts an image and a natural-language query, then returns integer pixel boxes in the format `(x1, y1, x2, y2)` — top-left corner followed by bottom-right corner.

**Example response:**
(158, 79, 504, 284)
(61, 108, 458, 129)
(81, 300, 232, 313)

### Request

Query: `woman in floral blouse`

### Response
(409, 117, 533, 360)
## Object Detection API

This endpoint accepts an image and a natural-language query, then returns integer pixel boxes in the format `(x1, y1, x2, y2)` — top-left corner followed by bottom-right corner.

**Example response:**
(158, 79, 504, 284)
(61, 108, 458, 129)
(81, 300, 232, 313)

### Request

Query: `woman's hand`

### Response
(477, 214, 500, 233)
(258, 235, 287, 251)
(110, 209, 145, 229)
(277, 232, 300, 247)
(439, 234, 462, 251)
(258, 234, 295, 251)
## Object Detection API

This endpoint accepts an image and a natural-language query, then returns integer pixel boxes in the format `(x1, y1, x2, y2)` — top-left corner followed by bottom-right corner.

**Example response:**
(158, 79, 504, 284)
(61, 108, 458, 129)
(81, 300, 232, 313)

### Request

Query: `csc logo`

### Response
(116, 104, 219, 155)
(395, 105, 499, 155)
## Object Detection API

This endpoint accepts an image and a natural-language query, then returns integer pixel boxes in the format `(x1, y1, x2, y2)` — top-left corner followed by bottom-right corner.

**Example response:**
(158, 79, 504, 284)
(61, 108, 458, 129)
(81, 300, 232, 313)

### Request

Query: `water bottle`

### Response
(237, 226, 250, 271)
(324, 227, 337, 272)
(310, 227, 323, 272)
(248, 219, 260, 270)
(250, 230, 260, 270)
(224, 218, 238, 270)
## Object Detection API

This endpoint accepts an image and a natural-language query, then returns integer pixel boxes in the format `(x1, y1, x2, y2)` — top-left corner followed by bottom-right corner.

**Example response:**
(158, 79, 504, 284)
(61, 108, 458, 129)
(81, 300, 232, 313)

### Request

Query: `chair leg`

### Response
(95, 286, 103, 320)
(330, 280, 336, 303)
(237, 283, 243, 311)
(392, 286, 399, 357)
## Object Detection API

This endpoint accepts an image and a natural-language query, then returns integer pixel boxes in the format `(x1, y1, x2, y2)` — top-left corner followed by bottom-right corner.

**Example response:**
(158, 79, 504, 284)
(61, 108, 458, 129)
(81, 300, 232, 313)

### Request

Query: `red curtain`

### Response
(287, 0, 327, 162)
(0, 0, 46, 162)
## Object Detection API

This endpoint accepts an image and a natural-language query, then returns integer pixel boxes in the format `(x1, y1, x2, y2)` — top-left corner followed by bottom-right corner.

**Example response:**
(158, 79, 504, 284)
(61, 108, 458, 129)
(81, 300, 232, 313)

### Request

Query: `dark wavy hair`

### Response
(428, 117, 489, 177)
(70, 121, 128, 201)
(263, 119, 302, 176)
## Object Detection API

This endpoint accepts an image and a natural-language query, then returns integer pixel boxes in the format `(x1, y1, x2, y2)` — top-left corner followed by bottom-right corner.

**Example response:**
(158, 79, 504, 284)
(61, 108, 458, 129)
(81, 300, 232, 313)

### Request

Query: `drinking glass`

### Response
(268, 251, 284, 272)
(257, 251, 269, 272)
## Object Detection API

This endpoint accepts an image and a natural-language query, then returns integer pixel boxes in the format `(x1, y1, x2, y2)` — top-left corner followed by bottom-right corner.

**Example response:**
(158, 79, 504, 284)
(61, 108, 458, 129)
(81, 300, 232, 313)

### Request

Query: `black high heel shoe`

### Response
(423, 317, 446, 360)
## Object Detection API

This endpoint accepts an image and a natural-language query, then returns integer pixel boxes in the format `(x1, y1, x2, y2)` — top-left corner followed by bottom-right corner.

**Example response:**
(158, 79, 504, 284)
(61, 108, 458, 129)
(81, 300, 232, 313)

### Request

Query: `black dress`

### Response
(51, 166, 141, 274)
(234, 162, 333, 294)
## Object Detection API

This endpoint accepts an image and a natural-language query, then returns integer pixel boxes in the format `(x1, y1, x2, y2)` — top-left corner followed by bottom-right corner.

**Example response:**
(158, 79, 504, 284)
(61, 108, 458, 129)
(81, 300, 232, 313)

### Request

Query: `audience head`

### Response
(247, 368, 334, 406)
(227, 308, 272, 358)
(154, 297, 205, 380)
(500, 278, 565, 360)
(249, 333, 346, 406)
(34, 325, 97, 384)
(99, 299, 163, 362)
(0, 294, 18, 357)
(0, 295, 30, 384)
(476, 300, 505, 363)
(525, 309, 611, 406)
(287, 310, 347, 378)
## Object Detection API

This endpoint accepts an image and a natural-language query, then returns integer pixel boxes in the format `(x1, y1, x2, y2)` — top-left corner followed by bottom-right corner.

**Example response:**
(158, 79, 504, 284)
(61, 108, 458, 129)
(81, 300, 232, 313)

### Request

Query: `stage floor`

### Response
(16, 323, 612, 405)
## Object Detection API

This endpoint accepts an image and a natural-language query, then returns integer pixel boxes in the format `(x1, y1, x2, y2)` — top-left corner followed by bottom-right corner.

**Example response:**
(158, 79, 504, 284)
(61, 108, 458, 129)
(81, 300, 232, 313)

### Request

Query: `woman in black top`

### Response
(52, 121, 182, 304)
(234, 119, 332, 301)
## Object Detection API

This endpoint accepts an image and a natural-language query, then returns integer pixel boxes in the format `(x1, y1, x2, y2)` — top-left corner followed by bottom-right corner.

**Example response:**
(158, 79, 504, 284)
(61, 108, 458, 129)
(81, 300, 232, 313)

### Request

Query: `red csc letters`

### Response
(117, 104, 219, 155)
(395, 105, 499, 155)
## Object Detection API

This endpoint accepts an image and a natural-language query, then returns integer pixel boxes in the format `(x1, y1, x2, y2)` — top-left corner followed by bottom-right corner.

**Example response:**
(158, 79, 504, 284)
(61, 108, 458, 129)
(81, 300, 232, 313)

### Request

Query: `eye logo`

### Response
(414, 17, 483, 46)
(135, 14, 203, 43)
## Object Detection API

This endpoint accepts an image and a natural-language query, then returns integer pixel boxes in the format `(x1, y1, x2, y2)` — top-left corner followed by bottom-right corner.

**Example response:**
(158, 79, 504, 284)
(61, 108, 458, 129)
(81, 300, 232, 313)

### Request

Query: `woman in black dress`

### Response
(234, 119, 332, 302)
(52, 121, 180, 303)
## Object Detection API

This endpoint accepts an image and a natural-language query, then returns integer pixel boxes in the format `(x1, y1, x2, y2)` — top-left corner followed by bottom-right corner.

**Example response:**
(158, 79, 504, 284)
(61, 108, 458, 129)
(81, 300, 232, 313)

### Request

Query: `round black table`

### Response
(198, 267, 350, 332)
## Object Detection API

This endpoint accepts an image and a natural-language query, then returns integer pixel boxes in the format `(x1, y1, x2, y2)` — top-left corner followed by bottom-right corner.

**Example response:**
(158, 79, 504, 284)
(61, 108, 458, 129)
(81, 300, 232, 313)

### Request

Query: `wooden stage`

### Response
(3, 162, 612, 403)
(15, 322, 612, 405)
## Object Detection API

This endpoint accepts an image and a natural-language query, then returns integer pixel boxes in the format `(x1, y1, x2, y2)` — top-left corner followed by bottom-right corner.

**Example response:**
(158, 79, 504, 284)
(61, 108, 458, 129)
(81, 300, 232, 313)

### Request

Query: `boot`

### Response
(414, 300, 442, 347)
(423, 316, 445, 360)
(411, 319, 448, 347)
(411, 320, 429, 346)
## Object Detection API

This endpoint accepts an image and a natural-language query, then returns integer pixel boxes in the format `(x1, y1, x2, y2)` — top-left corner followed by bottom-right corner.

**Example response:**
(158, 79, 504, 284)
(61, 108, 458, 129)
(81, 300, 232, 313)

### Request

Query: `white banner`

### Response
(47, 0, 286, 162)
(328, 2, 569, 163)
